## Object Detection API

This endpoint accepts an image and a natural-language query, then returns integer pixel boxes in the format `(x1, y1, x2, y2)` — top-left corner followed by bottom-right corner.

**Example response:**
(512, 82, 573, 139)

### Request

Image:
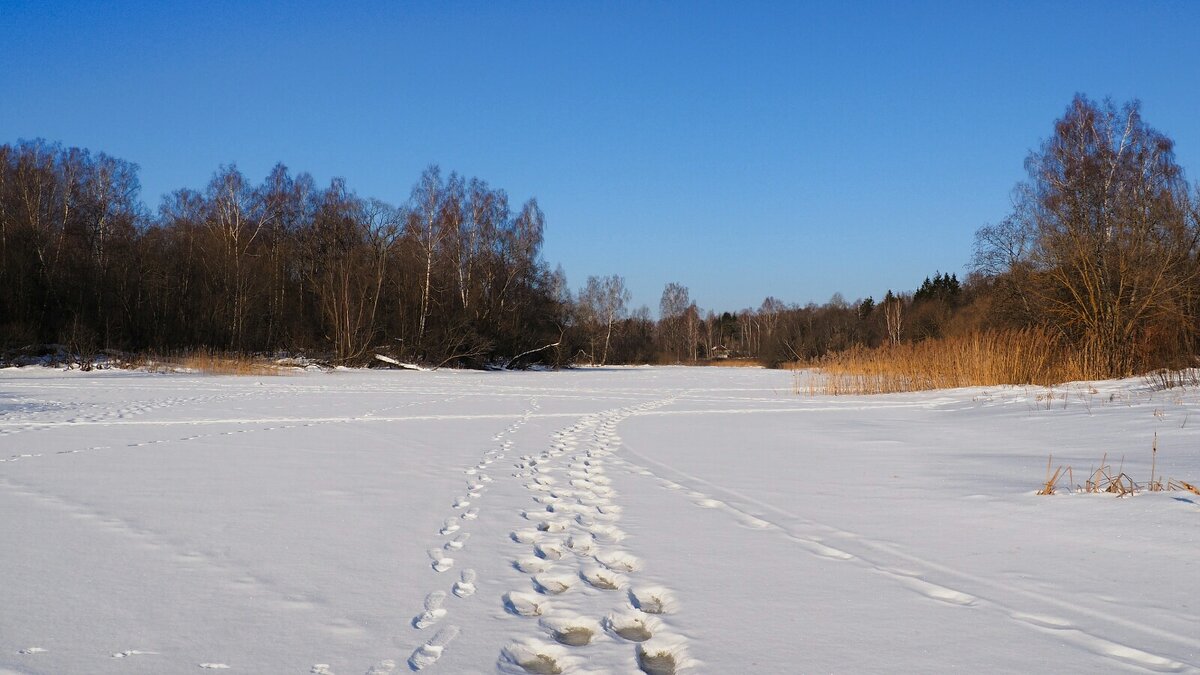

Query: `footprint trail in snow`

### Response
(498, 397, 694, 673)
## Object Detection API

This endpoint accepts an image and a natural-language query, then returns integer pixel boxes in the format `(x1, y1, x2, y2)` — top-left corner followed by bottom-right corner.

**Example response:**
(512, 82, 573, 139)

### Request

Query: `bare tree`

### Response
(658, 282, 691, 361)
(256, 164, 315, 347)
(579, 275, 630, 365)
(882, 290, 903, 345)
(407, 166, 455, 351)
(300, 181, 404, 362)
(201, 165, 271, 350)
(976, 96, 1199, 375)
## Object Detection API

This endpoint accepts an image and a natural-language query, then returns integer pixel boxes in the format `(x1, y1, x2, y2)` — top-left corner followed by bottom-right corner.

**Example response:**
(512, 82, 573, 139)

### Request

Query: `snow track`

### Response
(614, 436, 1199, 672)
(495, 398, 694, 673)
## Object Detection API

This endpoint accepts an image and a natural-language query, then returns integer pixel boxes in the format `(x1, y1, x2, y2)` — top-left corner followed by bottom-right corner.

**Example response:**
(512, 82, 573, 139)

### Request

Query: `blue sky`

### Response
(3, 1, 1199, 314)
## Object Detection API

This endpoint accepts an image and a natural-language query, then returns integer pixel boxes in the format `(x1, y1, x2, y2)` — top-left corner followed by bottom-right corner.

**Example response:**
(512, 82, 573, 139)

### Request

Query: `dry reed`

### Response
(133, 350, 286, 376)
(803, 329, 1101, 395)
(1038, 441, 1199, 497)
(698, 358, 769, 368)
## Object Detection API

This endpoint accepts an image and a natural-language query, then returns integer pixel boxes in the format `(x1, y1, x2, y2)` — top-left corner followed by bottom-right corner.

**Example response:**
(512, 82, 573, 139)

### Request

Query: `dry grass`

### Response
(1145, 368, 1200, 391)
(801, 329, 1101, 395)
(1038, 439, 1200, 497)
(698, 357, 769, 368)
(1036, 455, 1070, 496)
(132, 350, 287, 376)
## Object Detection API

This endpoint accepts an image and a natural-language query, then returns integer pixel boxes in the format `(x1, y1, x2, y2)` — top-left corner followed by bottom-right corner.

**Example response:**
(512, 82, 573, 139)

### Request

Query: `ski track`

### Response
(0, 472, 367, 651)
(0, 390, 476, 465)
(0, 381, 507, 673)
(0, 388, 271, 442)
(610, 419, 1199, 674)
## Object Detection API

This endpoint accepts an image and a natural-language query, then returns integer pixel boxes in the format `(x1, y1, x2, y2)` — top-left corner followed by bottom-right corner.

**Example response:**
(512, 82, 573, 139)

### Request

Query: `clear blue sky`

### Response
(3, 1, 1198, 314)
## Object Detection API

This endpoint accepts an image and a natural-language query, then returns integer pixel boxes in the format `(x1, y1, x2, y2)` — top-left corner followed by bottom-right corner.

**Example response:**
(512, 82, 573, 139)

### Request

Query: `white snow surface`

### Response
(1, 366, 1198, 674)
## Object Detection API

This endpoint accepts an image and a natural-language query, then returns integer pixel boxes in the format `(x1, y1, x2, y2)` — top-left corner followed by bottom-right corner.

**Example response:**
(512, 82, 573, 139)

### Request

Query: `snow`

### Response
(1, 366, 1198, 673)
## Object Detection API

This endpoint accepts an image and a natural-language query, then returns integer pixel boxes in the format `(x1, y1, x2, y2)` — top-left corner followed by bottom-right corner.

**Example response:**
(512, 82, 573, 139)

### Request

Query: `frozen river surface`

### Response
(1, 366, 1198, 673)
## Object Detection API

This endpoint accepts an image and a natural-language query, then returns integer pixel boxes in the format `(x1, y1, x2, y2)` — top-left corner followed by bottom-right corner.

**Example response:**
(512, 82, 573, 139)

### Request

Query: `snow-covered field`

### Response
(1, 366, 1198, 674)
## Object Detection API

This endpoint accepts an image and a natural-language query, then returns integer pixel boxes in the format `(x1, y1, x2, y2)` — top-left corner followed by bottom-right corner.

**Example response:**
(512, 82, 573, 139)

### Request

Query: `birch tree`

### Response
(407, 166, 454, 351)
(579, 275, 630, 365)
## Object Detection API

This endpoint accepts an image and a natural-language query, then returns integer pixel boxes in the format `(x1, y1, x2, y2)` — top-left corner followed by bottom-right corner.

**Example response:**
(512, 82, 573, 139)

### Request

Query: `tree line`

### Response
(0, 149, 565, 366)
(553, 96, 1200, 377)
(2, 95, 1198, 376)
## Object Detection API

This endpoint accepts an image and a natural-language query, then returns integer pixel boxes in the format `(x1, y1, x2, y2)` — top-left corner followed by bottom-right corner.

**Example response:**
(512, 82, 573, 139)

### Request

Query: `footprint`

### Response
(630, 586, 676, 614)
(534, 542, 564, 560)
(540, 616, 602, 646)
(199, 665, 231, 670)
(452, 569, 477, 598)
(596, 550, 641, 573)
(580, 565, 626, 590)
(408, 625, 460, 671)
(461, 508, 479, 521)
(605, 611, 659, 642)
(565, 533, 596, 555)
(514, 557, 553, 574)
(551, 502, 588, 516)
(452, 498, 471, 509)
(593, 508, 621, 522)
(428, 549, 454, 573)
(311, 665, 336, 675)
(511, 529, 541, 544)
(112, 650, 158, 657)
(536, 520, 567, 534)
(412, 591, 447, 628)
(503, 591, 549, 616)
(439, 518, 460, 536)
(498, 640, 574, 675)
(636, 637, 690, 675)
(587, 524, 626, 543)
(532, 573, 575, 595)
(18, 647, 47, 654)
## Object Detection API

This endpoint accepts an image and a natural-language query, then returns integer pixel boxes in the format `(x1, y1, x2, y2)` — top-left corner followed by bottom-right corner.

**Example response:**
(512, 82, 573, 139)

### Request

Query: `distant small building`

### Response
(710, 345, 732, 359)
